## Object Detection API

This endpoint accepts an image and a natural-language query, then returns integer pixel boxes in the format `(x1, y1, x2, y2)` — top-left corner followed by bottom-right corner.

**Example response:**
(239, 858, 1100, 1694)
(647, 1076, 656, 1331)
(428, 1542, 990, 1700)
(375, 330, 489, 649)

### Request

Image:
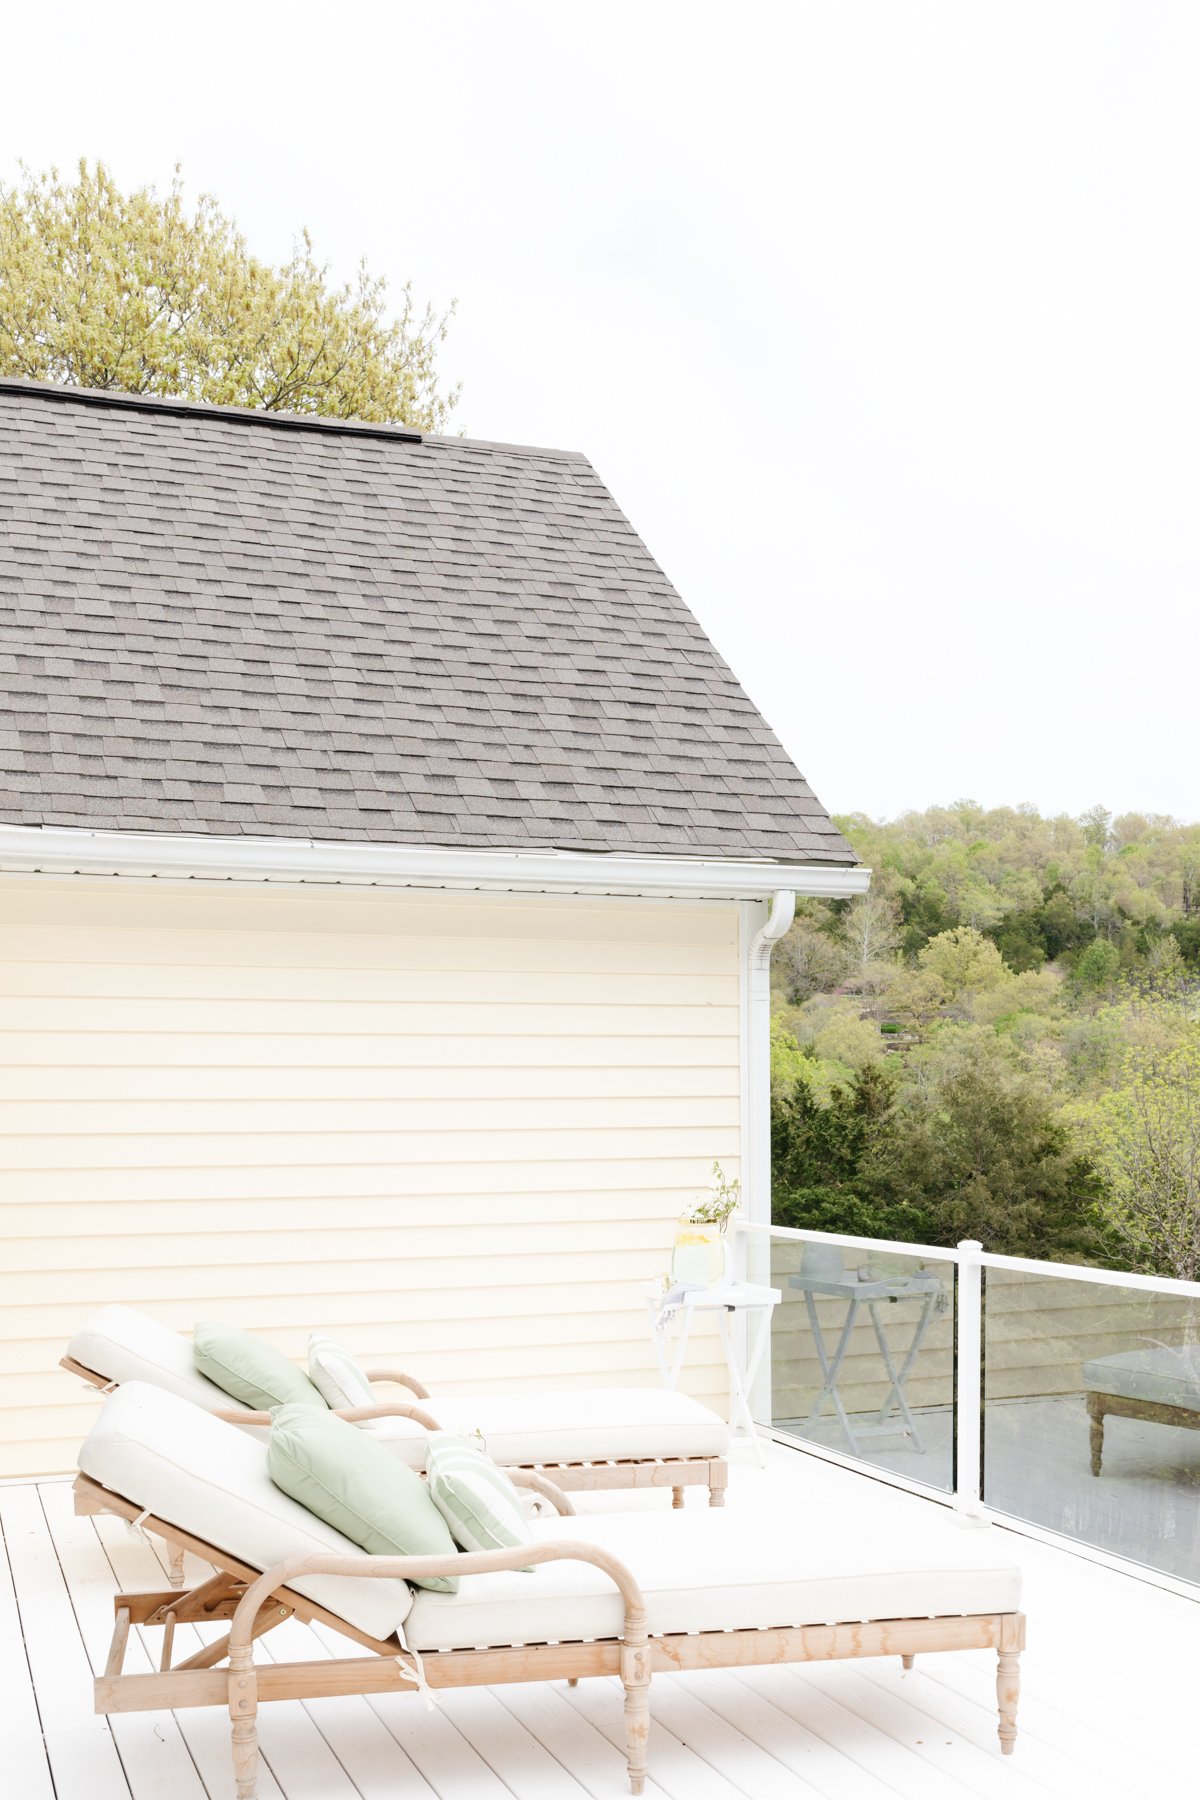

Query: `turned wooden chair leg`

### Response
(229, 1645, 260, 1799)
(621, 1632, 651, 1795)
(1087, 1395, 1105, 1477)
(567, 1677, 579, 1687)
(167, 1543, 187, 1588)
(671, 1486, 684, 1509)
(901, 1654, 914, 1670)
(707, 1461, 728, 1508)
(996, 1649, 1020, 1754)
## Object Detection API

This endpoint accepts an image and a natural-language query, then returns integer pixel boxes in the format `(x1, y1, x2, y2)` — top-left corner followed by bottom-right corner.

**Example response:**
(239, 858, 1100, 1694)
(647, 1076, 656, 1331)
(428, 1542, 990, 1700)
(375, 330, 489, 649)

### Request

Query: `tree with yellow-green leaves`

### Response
(769, 806, 1200, 1270)
(0, 160, 458, 429)
(1076, 1040, 1200, 1280)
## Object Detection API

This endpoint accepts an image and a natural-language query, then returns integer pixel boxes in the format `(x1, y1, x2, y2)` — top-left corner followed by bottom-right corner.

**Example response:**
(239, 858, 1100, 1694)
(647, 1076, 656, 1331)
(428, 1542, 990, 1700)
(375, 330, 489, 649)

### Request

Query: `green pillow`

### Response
(269, 1405, 459, 1593)
(193, 1321, 326, 1413)
(426, 1432, 532, 1560)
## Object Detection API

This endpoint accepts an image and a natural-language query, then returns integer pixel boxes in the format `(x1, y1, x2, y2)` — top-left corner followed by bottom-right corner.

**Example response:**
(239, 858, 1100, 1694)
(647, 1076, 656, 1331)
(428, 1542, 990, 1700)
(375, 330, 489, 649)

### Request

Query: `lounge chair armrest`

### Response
(230, 1540, 647, 1662)
(333, 1401, 442, 1431)
(213, 1400, 442, 1432)
(363, 1367, 431, 1400)
(506, 1467, 576, 1515)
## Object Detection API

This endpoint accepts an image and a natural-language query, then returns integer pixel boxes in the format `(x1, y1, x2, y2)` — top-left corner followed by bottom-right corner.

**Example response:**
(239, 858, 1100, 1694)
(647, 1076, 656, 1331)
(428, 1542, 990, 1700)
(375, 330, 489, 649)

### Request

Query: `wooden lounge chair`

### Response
(65, 1303, 730, 1508)
(77, 1382, 1026, 1799)
(1084, 1345, 1200, 1475)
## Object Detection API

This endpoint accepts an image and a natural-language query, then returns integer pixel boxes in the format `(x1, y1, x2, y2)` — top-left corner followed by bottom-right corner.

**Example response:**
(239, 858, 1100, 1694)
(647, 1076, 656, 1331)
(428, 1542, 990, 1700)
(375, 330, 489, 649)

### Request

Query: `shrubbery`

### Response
(770, 803, 1200, 1276)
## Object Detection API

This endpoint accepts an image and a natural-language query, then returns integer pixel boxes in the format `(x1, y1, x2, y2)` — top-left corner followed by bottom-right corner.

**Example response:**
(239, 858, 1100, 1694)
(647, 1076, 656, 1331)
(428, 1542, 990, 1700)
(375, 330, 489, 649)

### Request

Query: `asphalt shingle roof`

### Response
(0, 379, 854, 863)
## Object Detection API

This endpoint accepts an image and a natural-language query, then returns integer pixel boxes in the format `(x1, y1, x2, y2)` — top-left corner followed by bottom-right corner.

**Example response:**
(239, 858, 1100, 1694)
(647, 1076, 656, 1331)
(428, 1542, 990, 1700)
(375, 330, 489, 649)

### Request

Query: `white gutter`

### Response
(0, 824, 870, 903)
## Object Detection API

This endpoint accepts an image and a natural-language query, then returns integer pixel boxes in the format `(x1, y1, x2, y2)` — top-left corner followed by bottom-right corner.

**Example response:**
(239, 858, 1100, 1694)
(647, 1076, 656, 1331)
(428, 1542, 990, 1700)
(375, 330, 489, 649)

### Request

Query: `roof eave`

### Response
(0, 824, 869, 903)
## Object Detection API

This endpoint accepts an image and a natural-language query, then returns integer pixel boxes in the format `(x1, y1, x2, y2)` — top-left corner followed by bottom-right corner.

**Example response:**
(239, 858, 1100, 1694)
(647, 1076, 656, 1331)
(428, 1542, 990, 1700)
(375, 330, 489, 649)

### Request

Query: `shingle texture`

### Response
(0, 380, 853, 863)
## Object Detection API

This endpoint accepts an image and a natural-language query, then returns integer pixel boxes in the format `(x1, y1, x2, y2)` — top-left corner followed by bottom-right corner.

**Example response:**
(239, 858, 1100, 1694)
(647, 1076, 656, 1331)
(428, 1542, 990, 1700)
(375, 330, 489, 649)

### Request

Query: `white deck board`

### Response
(0, 1633, 58, 1800)
(435, 1684, 597, 1799)
(354, 1685, 520, 1798)
(4, 1448, 1197, 1800)
(852, 1659, 1140, 1800)
(726, 1661, 974, 1800)
(624, 1676, 809, 1799)
(793, 1662, 1058, 1800)
(91, 1507, 292, 1800)
(673, 1668, 895, 1800)
(40, 1481, 210, 1800)
(254, 1616, 416, 1800)
(129, 1531, 367, 1800)
(0, 1508, 58, 1800)
(491, 1679, 674, 1799)
(562, 1672, 745, 1798)
(309, 1617, 539, 1798)
(0, 1483, 132, 1800)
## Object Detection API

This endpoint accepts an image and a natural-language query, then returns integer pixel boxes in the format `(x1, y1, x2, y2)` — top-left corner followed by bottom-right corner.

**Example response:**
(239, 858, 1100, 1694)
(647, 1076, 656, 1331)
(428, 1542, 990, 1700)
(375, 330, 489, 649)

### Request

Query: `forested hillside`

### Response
(771, 803, 1200, 1277)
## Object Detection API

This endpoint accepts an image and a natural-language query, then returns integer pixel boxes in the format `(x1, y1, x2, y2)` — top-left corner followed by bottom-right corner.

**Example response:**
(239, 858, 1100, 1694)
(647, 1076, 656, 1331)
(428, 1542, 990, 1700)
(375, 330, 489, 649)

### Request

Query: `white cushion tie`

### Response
(395, 1634, 437, 1711)
(125, 1505, 152, 1546)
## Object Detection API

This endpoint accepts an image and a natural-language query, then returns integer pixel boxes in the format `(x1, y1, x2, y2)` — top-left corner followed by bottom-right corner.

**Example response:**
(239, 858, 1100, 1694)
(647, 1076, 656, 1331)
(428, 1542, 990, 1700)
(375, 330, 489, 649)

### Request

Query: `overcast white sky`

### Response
(4, 3, 1197, 824)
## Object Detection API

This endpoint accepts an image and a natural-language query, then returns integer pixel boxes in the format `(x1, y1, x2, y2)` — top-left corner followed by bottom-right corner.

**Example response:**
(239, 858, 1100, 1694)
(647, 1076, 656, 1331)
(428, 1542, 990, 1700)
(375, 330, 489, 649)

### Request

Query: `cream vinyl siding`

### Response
(0, 877, 741, 1477)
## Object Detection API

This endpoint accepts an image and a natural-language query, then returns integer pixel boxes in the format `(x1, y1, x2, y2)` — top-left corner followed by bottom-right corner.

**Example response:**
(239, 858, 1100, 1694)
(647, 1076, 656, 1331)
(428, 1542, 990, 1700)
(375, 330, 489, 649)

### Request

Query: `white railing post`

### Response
(955, 1239, 987, 1525)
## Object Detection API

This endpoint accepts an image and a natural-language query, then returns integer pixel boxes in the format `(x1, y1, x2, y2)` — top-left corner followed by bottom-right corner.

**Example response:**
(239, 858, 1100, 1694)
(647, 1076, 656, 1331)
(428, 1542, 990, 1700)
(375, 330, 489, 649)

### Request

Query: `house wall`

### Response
(0, 877, 742, 1477)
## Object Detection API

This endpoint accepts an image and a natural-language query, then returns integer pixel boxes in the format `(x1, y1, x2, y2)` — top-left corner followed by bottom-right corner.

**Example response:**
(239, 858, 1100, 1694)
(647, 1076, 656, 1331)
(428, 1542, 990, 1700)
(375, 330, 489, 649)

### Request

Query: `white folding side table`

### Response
(786, 1268, 944, 1456)
(645, 1280, 781, 1467)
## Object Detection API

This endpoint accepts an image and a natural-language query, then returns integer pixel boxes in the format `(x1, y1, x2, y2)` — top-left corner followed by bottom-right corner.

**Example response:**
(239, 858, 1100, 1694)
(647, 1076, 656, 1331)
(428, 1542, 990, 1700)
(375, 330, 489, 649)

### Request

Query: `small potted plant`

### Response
(671, 1161, 741, 1288)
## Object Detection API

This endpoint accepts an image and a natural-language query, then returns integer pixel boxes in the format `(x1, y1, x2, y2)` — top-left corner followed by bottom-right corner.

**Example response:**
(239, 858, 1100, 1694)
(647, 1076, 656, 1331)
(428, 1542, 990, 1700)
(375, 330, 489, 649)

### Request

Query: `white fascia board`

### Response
(0, 824, 871, 903)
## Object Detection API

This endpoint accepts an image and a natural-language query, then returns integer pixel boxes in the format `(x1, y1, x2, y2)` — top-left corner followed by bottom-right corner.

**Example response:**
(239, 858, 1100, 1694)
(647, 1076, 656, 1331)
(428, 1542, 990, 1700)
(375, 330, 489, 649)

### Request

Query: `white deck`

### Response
(780, 1394, 1200, 1584)
(2, 1443, 1196, 1800)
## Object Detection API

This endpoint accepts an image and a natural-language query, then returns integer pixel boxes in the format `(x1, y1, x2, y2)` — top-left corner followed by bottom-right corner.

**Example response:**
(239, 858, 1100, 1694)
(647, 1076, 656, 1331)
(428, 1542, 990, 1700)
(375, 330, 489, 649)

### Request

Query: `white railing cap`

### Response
(737, 1219, 1200, 1299)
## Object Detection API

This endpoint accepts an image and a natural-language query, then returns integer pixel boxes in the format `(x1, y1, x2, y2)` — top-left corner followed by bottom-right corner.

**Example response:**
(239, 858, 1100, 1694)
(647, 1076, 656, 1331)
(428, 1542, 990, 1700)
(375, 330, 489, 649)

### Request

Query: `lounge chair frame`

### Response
(75, 1472, 1025, 1799)
(64, 1354, 729, 1509)
(1086, 1386, 1200, 1475)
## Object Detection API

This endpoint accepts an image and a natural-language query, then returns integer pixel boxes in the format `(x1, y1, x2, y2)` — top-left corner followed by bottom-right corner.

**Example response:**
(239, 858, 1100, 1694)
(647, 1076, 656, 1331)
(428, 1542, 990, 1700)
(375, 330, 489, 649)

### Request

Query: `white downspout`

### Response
(745, 888, 796, 1221)
(738, 889, 795, 1421)
(752, 888, 797, 971)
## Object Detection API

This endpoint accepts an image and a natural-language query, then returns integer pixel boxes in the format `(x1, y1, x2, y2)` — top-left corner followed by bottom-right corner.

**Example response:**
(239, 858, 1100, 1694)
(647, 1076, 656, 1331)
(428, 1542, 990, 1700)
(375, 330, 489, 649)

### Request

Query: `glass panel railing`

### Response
(982, 1269, 1200, 1582)
(761, 1233, 956, 1492)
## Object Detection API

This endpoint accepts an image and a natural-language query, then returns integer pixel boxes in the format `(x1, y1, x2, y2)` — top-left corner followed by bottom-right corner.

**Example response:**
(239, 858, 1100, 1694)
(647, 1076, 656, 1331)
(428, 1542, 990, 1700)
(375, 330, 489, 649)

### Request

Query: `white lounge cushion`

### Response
(1083, 1346, 1200, 1414)
(378, 1388, 730, 1469)
(405, 1503, 1022, 1651)
(68, 1305, 242, 1414)
(67, 1308, 729, 1466)
(360, 1414, 429, 1451)
(78, 1382, 412, 1643)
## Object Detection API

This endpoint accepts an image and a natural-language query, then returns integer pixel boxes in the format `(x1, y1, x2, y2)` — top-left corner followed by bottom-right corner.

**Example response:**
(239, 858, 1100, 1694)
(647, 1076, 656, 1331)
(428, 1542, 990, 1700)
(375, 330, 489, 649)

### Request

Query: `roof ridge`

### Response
(0, 376, 589, 461)
(0, 375, 423, 444)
